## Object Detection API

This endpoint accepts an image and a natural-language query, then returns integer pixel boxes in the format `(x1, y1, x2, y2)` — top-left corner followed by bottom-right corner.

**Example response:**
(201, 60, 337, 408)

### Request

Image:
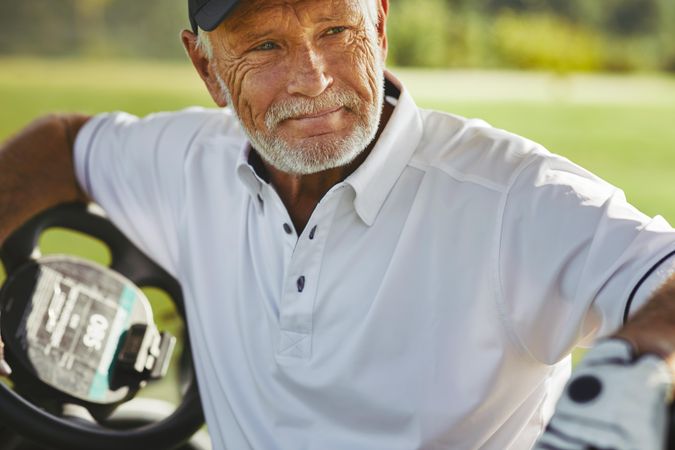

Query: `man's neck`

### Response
(259, 101, 394, 235)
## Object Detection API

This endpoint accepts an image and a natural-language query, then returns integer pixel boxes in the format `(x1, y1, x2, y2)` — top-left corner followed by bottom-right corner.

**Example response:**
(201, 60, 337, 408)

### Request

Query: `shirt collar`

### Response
(235, 70, 424, 226)
(345, 71, 424, 226)
(236, 141, 265, 199)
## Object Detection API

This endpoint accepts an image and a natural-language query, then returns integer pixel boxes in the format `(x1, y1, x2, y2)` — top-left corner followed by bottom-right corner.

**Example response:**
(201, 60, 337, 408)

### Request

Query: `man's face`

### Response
(205, 0, 386, 174)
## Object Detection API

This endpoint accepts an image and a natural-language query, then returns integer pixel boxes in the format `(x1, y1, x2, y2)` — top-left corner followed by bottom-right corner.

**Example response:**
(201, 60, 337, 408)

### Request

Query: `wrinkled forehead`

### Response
(223, 0, 377, 31)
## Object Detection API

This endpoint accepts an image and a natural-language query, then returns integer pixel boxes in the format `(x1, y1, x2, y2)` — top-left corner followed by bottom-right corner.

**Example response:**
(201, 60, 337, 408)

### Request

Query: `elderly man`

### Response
(1, 0, 675, 448)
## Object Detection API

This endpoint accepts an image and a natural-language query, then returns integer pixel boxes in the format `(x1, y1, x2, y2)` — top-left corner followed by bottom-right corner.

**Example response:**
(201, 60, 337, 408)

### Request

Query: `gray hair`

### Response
(196, 30, 213, 60)
(365, 0, 379, 27)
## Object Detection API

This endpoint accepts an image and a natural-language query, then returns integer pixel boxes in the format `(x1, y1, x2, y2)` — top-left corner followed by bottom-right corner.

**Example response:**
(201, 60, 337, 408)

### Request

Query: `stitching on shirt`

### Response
(436, 164, 506, 192)
(494, 153, 543, 363)
(408, 157, 506, 193)
(279, 330, 309, 356)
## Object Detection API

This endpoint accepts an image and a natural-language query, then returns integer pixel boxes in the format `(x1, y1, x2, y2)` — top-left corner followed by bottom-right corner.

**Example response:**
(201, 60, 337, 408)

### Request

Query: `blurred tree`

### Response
(0, 0, 79, 56)
(492, 11, 603, 73)
(73, 0, 114, 56)
(0, 0, 673, 71)
(0, 0, 186, 59)
(654, 0, 675, 71)
(105, 0, 186, 59)
(603, 0, 658, 36)
(387, 0, 452, 67)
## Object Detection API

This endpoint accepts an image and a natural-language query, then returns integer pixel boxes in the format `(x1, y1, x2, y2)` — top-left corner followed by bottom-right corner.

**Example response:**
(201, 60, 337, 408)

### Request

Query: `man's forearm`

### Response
(615, 274, 675, 373)
(535, 279, 675, 450)
(0, 114, 91, 244)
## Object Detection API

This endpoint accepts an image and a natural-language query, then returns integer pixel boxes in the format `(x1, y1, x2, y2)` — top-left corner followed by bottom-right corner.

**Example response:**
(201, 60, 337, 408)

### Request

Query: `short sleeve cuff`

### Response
(623, 249, 675, 323)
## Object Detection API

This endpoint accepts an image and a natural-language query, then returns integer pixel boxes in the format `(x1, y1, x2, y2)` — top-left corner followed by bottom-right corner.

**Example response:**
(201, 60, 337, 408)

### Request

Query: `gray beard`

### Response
(217, 64, 385, 175)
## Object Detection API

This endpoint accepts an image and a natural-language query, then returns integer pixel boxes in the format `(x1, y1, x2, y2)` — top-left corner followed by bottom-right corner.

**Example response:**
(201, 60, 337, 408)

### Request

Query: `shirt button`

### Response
(283, 223, 293, 234)
(309, 225, 317, 240)
(297, 276, 305, 293)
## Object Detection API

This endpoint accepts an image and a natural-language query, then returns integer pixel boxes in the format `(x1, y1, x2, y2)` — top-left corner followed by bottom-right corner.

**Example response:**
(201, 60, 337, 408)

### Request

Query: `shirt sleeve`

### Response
(498, 151, 675, 364)
(73, 108, 215, 277)
(623, 253, 675, 321)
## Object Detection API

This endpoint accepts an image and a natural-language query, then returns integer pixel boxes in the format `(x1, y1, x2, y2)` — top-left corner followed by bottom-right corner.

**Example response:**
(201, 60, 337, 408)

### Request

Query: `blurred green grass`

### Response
(445, 101, 675, 222)
(1, 57, 675, 371)
(2, 59, 673, 221)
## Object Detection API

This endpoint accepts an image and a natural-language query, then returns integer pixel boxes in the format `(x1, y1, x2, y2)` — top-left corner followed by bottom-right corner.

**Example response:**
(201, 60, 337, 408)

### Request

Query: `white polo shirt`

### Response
(74, 72, 675, 450)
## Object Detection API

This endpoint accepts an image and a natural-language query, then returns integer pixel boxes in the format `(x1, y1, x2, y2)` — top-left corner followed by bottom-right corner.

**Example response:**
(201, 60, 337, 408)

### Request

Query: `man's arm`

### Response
(615, 274, 675, 374)
(0, 113, 91, 376)
(0, 114, 91, 243)
(534, 276, 675, 450)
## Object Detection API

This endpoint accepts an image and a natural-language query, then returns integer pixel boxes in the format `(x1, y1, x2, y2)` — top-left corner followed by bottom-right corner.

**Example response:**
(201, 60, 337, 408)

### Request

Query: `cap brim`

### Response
(194, 0, 239, 32)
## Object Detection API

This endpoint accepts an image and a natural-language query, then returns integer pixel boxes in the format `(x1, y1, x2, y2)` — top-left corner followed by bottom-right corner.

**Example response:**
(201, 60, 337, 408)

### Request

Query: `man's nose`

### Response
(286, 46, 333, 97)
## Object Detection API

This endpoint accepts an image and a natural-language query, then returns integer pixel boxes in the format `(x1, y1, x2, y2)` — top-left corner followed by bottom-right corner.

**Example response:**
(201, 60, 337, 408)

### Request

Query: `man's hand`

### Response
(534, 339, 672, 450)
(614, 274, 675, 383)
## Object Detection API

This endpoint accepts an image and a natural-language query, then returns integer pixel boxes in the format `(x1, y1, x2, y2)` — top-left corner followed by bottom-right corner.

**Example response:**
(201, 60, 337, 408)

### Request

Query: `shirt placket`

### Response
(271, 188, 343, 362)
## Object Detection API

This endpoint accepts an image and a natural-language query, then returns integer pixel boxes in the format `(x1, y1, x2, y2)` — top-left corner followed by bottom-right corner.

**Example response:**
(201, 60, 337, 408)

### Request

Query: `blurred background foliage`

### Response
(1, 0, 675, 73)
(387, 0, 675, 72)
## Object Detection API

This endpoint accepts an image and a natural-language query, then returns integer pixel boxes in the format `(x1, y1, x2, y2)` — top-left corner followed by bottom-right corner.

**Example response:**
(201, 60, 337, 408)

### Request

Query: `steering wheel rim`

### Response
(0, 202, 204, 450)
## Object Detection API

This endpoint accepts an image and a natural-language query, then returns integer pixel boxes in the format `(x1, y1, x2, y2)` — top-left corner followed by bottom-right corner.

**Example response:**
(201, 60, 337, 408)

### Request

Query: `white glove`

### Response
(534, 339, 672, 450)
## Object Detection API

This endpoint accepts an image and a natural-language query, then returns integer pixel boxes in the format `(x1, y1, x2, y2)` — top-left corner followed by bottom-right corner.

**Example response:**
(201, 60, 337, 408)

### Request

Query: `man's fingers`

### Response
(0, 360, 10, 376)
(0, 341, 11, 376)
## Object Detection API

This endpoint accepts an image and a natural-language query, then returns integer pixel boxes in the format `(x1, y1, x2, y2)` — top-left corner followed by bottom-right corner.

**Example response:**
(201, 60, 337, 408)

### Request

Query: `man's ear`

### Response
(181, 29, 228, 107)
(375, 0, 389, 62)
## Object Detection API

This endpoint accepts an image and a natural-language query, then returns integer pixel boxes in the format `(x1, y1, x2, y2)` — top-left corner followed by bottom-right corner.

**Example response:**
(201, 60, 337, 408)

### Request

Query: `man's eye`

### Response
(326, 26, 347, 36)
(254, 41, 277, 51)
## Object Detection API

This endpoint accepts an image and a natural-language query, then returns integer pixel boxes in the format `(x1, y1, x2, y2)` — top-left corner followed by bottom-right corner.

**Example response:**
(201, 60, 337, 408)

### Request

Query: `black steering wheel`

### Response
(0, 203, 204, 450)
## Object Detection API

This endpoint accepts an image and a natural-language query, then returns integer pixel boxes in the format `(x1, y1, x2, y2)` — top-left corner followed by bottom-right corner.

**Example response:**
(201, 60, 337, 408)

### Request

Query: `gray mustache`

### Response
(265, 90, 359, 129)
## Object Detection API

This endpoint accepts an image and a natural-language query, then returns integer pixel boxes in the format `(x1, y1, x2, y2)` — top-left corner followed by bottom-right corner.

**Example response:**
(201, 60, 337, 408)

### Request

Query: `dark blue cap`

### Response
(188, 0, 240, 33)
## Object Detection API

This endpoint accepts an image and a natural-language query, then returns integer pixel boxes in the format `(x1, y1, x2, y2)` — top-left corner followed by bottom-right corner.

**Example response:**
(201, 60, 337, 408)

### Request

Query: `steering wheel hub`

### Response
(0, 255, 171, 407)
